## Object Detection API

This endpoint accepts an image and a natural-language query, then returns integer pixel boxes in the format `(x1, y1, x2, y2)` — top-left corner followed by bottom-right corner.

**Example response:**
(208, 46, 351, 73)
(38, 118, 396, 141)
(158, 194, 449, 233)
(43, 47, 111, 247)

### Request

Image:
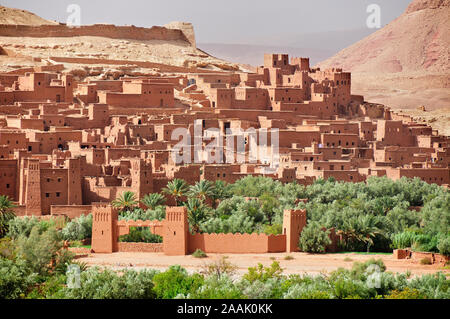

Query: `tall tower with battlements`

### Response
(91, 203, 118, 253)
(282, 209, 307, 252)
(163, 206, 189, 255)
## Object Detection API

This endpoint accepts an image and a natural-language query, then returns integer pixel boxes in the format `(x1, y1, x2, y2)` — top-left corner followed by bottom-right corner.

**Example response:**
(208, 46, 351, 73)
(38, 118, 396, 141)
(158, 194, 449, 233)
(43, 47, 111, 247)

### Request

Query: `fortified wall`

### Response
(90, 205, 329, 255)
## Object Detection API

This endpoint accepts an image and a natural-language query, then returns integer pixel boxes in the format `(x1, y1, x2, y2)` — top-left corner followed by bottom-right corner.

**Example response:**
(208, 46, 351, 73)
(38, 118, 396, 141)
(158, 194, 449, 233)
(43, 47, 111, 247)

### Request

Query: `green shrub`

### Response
(411, 234, 439, 252)
(298, 222, 331, 253)
(283, 284, 332, 299)
(200, 256, 237, 279)
(331, 276, 371, 299)
(192, 249, 207, 258)
(437, 236, 450, 256)
(420, 257, 432, 265)
(61, 214, 92, 241)
(15, 225, 74, 275)
(385, 287, 426, 299)
(239, 277, 283, 299)
(243, 261, 283, 283)
(391, 231, 419, 249)
(263, 223, 282, 235)
(407, 272, 450, 299)
(0, 237, 14, 259)
(55, 267, 158, 299)
(152, 265, 204, 299)
(282, 275, 332, 299)
(351, 258, 387, 277)
(118, 227, 162, 243)
(0, 257, 37, 299)
(7, 216, 40, 239)
(26, 274, 66, 299)
(188, 275, 244, 299)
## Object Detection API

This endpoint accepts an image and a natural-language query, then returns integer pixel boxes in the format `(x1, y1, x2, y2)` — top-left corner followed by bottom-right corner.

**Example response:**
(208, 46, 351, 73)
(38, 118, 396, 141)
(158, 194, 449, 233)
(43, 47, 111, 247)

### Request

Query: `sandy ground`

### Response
(78, 251, 449, 277)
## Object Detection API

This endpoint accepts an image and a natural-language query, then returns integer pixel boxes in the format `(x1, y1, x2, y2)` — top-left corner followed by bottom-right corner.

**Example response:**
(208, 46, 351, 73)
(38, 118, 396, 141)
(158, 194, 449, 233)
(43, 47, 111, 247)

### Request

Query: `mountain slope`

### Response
(317, 0, 450, 135)
(317, 0, 449, 74)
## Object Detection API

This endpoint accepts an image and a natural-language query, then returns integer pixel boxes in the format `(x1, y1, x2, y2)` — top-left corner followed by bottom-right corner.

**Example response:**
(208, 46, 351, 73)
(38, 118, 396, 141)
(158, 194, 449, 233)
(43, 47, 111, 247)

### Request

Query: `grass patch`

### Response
(344, 257, 353, 262)
(420, 257, 432, 265)
(284, 255, 294, 260)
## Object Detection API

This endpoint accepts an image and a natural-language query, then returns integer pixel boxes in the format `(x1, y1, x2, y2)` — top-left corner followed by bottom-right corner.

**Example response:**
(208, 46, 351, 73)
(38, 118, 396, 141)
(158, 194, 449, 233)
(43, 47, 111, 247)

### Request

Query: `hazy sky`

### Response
(2, 0, 411, 45)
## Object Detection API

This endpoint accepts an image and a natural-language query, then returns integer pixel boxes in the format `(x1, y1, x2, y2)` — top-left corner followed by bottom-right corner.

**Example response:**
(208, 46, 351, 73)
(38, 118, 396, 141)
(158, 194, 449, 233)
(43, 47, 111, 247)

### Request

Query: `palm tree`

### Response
(185, 197, 209, 233)
(141, 193, 166, 210)
(162, 178, 189, 206)
(210, 180, 232, 208)
(188, 180, 215, 202)
(259, 192, 279, 224)
(0, 195, 16, 238)
(337, 215, 384, 252)
(111, 191, 138, 213)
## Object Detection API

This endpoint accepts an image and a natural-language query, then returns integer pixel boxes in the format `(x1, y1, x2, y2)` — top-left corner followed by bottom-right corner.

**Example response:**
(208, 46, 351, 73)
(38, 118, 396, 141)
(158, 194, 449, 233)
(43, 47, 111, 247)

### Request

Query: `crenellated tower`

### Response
(163, 206, 189, 255)
(282, 209, 307, 252)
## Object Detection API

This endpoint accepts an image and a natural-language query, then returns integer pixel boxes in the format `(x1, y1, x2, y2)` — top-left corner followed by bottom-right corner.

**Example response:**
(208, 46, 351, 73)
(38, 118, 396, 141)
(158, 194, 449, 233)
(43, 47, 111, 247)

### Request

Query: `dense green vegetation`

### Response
(2, 176, 449, 254)
(115, 176, 449, 254)
(0, 195, 15, 238)
(0, 176, 448, 299)
(1, 242, 448, 299)
(118, 227, 162, 243)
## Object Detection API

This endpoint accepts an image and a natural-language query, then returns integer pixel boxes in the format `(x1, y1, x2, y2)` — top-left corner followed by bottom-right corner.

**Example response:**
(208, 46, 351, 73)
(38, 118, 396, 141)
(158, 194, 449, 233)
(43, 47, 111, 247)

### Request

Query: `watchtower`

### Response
(131, 158, 153, 201)
(91, 203, 118, 253)
(282, 209, 307, 252)
(163, 206, 189, 255)
(21, 158, 42, 215)
(67, 157, 82, 205)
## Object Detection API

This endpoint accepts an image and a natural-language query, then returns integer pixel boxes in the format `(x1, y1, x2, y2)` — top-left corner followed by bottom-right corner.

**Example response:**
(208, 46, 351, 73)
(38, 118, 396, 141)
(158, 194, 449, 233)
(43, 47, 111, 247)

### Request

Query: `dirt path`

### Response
(78, 252, 449, 276)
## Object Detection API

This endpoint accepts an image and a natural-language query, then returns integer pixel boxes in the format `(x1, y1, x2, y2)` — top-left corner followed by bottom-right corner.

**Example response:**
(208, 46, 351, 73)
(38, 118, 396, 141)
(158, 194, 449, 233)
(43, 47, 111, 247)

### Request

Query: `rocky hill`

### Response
(317, 0, 450, 135)
(318, 0, 449, 74)
(0, 5, 57, 25)
(0, 6, 244, 77)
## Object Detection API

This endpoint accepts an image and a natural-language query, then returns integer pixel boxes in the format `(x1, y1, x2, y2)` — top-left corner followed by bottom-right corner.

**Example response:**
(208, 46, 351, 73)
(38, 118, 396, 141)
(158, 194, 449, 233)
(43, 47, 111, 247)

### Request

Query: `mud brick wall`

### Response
(188, 233, 286, 254)
(118, 242, 163, 253)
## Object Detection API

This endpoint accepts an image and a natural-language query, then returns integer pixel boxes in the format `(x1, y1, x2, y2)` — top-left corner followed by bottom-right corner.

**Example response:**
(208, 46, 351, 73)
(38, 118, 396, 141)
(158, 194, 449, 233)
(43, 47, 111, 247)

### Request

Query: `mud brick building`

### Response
(0, 53, 448, 217)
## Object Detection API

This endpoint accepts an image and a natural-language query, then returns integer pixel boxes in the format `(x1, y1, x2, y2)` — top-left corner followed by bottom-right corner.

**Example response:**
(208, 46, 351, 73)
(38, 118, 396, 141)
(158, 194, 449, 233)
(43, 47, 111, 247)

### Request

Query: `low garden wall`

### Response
(393, 249, 449, 265)
(118, 242, 163, 253)
(188, 233, 286, 254)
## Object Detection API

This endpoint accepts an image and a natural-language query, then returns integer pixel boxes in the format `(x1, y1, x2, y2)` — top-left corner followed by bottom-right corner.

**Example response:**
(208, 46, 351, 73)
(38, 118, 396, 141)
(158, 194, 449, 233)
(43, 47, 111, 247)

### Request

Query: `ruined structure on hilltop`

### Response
(0, 54, 448, 217)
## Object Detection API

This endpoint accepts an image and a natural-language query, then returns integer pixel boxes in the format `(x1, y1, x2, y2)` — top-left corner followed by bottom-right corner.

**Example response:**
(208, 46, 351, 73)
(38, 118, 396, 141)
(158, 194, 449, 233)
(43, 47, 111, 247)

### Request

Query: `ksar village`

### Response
(0, 0, 448, 308)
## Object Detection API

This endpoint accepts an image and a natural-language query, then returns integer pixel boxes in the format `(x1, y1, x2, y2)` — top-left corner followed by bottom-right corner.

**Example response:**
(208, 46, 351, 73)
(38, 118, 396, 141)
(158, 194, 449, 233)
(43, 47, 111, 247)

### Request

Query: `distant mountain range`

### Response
(199, 27, 377, 67)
